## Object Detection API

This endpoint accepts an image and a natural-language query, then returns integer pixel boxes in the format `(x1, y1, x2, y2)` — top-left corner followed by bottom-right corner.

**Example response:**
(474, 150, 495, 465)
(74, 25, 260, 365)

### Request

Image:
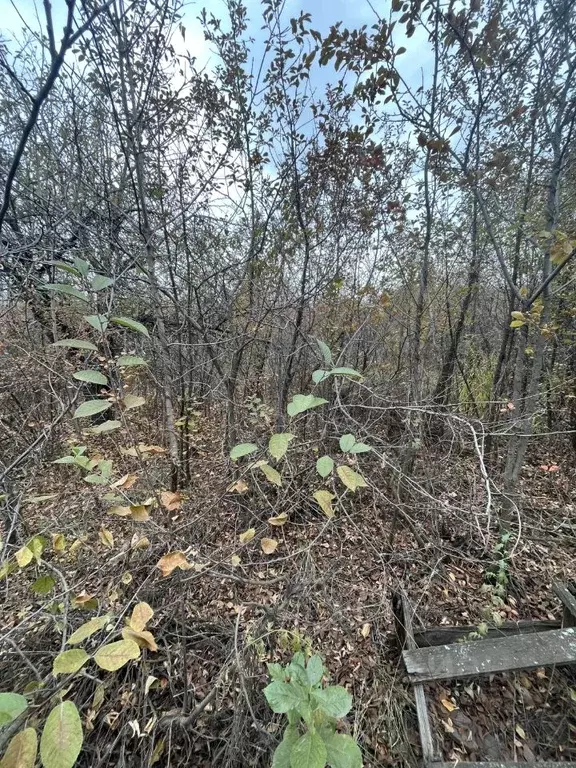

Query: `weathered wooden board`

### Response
(401, 594, 438, 763)
(553, 582, 576, 627)
(428, 763, 575, 767)
(414, 620, 561, 647)
(403, 627, 576, 683)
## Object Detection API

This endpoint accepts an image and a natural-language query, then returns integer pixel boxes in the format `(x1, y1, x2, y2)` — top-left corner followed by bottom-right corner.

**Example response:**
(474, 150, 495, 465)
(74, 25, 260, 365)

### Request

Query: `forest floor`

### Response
(1, 411, 575, 767)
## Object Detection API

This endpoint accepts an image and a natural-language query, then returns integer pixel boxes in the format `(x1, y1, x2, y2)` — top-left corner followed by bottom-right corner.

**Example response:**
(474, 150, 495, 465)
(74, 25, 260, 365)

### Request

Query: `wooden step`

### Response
(403, 627, 576, 684)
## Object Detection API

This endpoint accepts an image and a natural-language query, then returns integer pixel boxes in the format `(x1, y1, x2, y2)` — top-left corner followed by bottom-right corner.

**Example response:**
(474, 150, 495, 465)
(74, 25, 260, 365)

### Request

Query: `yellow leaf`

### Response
(336, 465, 368, 492)
(239, 528, 256, 544)
(156, 551, 193, 577)
(129, 602, 154, 632)
(15, 546, 34, 568)
(268, 513, 288, 526)
(123, 394, 146, 410)
(121, 572, 132, 585)
(129, 505, 150, 522)
(231, 555, 241, 566)
(227, 479, 249, 494)
(94, 639, 140, 671)
(440, 698, 457, 712)
(515, 724, 526, 739)
(511, 311, 525, 320)
(361, 623, 371, 638)
(28, 536, 44, 563)
(67, 615, 110, 645)
(108, 505, 132, 517)
(52, 534, 66, 552)
(0, 727, 37, 768)
(52, 649, 90, 676)
(131, 535, 150, 550)
(510, 319, 525, 328)
(259, 463, 282, 486)
(68, 538, 84, 557)
(261, 538, 278, 555)
(160, 491, 183, 511)
(121, 627, 158, 652)
(110, 473, 138, 490)
(98, 528, 114, 549)
(312, 490, 335, 518)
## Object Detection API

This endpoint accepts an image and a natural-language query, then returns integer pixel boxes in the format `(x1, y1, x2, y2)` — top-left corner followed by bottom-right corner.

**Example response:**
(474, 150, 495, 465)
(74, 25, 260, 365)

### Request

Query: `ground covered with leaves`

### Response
(1, 412, 575, 767)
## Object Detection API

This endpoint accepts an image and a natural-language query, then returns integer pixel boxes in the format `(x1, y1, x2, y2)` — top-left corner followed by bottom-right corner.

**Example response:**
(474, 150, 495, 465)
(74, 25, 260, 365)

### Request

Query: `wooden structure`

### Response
(397, 582, 576, 768)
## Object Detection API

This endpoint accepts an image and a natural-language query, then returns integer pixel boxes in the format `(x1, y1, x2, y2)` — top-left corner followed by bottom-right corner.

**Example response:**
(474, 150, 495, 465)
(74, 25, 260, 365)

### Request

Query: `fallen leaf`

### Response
(441, 698, 457, 712)
(261, 538, 278, 555)
(361, 623, 371, 638)
(227, 479, 249, 494)
(312, 490, 335, 518)
(239, 528, 256, 544)
(99, 528, 114, 549)
(131, 535, 150, 550)
(108, 505, 132, 517)
(111, 473, 138, 490)
(515, 724, 526, 739)
(231, 555, 241, 566)
(156, 551, 193, 577)
(160, 491, 183, 511)
(268, 513, 288, 526)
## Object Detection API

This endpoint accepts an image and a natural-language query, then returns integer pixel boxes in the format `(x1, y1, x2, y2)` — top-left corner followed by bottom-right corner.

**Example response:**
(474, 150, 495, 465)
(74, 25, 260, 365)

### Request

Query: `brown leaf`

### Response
(122, 627, 158, 652)
(160, 491, 183, 511)
(441, 698, 457, 712)
(268, 513, 288, 526)
(156, 551, 193, 577)
(227, 479, 249, 494)
(98, 527, 114, 549)
(239, 528, 255, 544)
(111, 473, 138, 490)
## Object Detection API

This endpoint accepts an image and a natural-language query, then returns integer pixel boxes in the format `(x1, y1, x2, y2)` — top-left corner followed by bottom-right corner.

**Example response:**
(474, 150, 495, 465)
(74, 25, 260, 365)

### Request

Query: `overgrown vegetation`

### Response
(1, 0, 575, 766)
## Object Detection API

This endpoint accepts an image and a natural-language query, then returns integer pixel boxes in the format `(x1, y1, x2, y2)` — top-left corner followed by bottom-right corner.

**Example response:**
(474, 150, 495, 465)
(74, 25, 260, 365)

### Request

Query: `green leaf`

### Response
(330, 367, 362, 378)
(72, 370, 108, 386)
(84, 315, 108, 333)
(230, 443, 258, 461)
(91, 275, 114, 291)
(323, 732, 362, 768)
(336, 466, 368, 493)
(316, 456, 334, 478)
(339, 434, 356, 452)
(263, 682, 305, 714)
(306, 655, 324, 686)
(31, 575, 56, 595)
(52, 339, 97, 351)
(312, 686, 352, 718)
(111, 316, 150, 338)
(259, 463, 282, 487)
(85, 420, 121, 434)
(287, 394, 328, 418)
(73, 400, 111, 419)
(349, 443, 370, 454)
(73, 257, 90, 277)
(272, 725, 300, 768)
(67, 615, 110, 645)
(45, 261, 80, 277)
(43, 284, 89, 302)
(52, 650, 90, 676)
(267, 663, 285, 683)
(316, 339, 333, 366)
(93, 639, 140, 671)
(313, 490, 335, 518)
(268, 433, 295, 461)
(312, 369, 331, 384)
(290, 731, 327, 768)
(116, 355, 147, 367)
(0, 693, 28, 728)
(0, 727, 37, 768)
(40, 701, 83, 768)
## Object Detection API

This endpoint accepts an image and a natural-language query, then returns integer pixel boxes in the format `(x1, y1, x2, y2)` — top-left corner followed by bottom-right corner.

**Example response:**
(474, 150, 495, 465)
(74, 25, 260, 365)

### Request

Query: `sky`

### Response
(5, 0, 433, 93)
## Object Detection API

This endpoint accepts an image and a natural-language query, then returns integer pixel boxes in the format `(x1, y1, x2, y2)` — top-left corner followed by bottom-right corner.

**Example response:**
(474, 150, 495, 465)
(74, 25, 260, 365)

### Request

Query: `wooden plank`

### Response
(401, 594, 438, 763)
(553, 582, 576, 627)
(414, 620, 560, 647)
(403, 627, 576, 683)
(428, 763, 575, 767)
